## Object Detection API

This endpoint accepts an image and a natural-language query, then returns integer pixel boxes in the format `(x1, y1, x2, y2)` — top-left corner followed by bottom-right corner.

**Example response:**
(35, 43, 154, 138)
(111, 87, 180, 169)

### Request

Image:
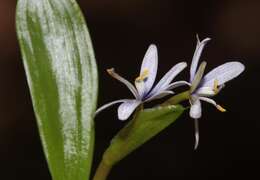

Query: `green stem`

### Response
(93, 106, 142, 180)
(93, 160, 112, 180)
(161, 90, 190, 106)
(93, 92, 190, 180)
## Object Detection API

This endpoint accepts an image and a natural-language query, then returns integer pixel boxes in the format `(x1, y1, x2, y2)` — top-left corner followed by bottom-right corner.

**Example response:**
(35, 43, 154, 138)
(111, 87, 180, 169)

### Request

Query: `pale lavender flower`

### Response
(96, 44, 188, 120)
(188, 36, 245, 149)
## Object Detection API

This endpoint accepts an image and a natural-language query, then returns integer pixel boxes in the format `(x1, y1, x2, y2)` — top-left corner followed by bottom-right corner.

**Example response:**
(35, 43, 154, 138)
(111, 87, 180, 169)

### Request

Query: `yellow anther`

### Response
(135, 69, 149, 82)
(216, 105, 226, 112)
(213, 79, 219, 94)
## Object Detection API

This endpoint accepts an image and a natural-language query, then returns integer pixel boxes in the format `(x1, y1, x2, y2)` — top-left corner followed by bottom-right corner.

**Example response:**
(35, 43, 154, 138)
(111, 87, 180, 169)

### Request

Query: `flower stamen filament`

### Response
(216, 104, 226, 112)
(107, 68, 115, 76)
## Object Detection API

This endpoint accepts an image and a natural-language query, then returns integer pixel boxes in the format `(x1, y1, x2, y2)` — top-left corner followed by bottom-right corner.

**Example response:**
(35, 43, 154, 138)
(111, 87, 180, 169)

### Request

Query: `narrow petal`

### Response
(139, 44, 158, 94)
(201, 62, 245, 88)
(190, 61, 207, 93)
(189, 98, 202, 119)
(107, 68, 140, 99)
(195, 87, 215, 97)
(167, 81, 191, 90)
(145, 90, 174, 102)
(194, 118, 200, 150)
(118, 100, 142, 120)
(190, 36, 211, 82)
(148, 62, 187, 97)
(196, 83, 225, 97)
(135, 80, 146, 99)
(95, 99, 130, 115)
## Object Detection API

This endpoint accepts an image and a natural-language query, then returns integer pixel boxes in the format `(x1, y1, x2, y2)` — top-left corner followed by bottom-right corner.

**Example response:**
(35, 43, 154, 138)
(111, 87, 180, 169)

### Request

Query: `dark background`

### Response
(0, 0, 259, 179)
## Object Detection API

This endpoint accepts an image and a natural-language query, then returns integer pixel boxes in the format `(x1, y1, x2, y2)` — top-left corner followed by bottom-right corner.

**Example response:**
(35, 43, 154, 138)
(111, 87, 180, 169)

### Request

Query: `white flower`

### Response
(96, 44, 188, 120)
(188, 36, 245, 149)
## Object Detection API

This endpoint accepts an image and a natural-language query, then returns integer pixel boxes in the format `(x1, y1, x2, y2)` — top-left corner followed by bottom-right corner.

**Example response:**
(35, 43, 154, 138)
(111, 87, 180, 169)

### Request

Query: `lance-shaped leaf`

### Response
(102, 105, 185, 166)
(16, 0, 98, 180)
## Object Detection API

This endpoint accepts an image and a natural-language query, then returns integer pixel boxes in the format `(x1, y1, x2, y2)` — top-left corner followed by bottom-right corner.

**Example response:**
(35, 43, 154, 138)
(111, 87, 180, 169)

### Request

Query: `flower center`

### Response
(135, 69, 149, 83)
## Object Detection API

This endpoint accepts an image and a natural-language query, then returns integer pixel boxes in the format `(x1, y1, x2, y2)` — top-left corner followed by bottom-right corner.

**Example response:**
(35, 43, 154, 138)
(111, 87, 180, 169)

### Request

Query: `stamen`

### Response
(213, 79, 219, 94)
(135, 69, 149, 83)
(107, 68, 115, 75)
(216, 105, 226, 112)
(105, 68, 140, 99)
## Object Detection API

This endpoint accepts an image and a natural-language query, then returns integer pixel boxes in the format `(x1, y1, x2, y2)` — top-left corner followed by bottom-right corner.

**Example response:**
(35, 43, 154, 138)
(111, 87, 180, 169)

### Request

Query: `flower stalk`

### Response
(92, 160, 112, 180)
(93, 106, 143, 180)
(93, 92, 189, 180)
(161, 90, 190, 106)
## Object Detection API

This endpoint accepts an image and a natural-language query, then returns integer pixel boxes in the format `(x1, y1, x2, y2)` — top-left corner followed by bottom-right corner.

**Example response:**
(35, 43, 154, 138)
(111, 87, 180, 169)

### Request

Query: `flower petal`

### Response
(190, 61, 207, 93)
(167, 81, 191, 90)
(189, 98, 202, 119)
(148, 62, 187, 97)
(194, 118, 200, 150)
(201, 62, 245, 88)
(190, 36, 211, 82)
(95, 99, 131, 115)
(107, 68, 140, 99)
(118, 100, 141, 120)
(195, 87, 215, 97)
(139, 44, 158, 94)
(135, 80, 146, 99)
(145, 90, 174, 102)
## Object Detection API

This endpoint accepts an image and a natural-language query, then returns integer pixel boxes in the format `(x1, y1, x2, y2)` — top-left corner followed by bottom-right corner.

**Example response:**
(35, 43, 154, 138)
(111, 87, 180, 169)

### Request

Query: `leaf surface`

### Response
(16, 0, 98, 179)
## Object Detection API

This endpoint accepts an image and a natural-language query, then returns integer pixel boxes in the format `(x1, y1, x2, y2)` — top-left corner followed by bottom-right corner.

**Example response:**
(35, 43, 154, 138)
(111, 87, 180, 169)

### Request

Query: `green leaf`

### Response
(16, 0, 98, 180)
(102, 105, 185, 166)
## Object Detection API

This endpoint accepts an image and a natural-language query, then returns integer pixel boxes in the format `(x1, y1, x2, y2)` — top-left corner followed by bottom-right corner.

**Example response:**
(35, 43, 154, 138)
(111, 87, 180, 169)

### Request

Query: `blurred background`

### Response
(0, 0, 259, 179)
